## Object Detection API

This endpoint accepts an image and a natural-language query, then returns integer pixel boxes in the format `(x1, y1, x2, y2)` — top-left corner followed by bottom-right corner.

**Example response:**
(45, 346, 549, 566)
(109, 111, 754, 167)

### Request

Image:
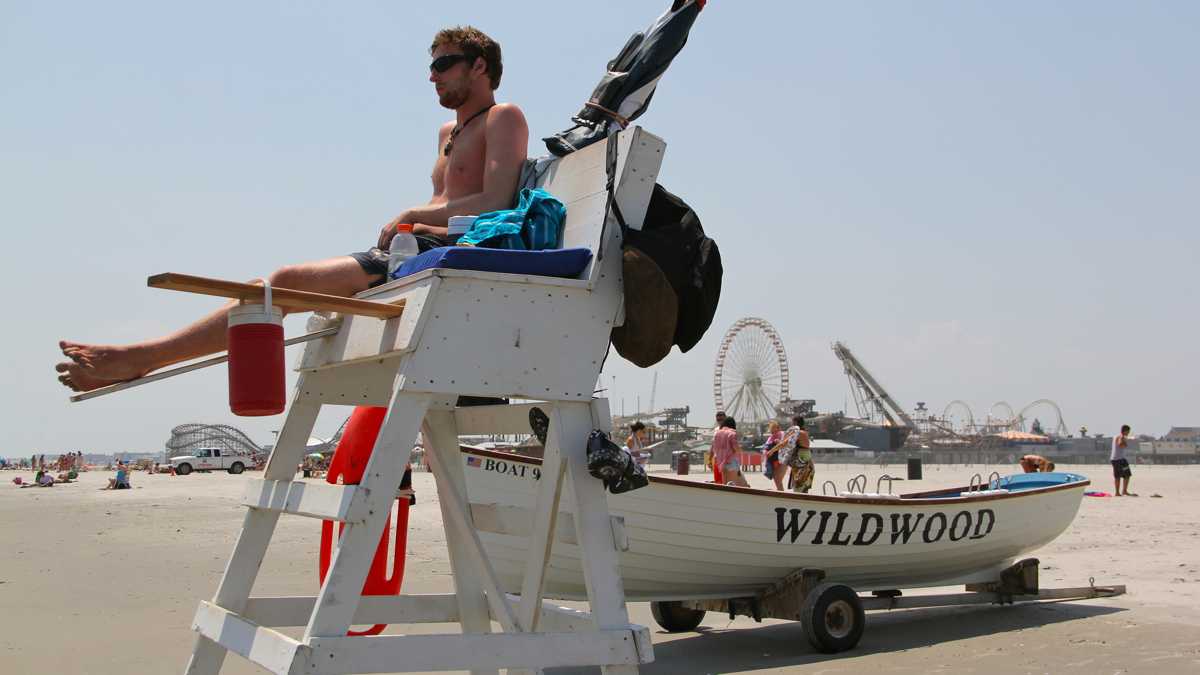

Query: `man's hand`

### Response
(377, 214, 410, 250)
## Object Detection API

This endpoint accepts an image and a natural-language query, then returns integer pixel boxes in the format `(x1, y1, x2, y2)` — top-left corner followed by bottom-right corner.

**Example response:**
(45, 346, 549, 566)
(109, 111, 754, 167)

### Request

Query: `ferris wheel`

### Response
(713, 317, 790, 426)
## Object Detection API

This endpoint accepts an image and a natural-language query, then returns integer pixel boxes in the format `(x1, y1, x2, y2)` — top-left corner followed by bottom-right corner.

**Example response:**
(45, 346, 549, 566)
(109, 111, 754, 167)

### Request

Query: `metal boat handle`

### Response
(968, 473, 983, 493)
(822, 480, 838, 496)
(847, 474, 867, 493)
(877, 474, 894, 495)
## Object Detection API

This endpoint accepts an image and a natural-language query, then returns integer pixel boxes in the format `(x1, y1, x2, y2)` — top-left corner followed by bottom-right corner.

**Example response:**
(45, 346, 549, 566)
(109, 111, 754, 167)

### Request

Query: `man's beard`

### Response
(438, 84, 469, 109)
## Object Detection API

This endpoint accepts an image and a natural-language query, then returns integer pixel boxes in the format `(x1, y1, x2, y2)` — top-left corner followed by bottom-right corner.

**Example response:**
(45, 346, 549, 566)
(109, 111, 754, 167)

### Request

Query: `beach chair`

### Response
(185, 127, 665, 675)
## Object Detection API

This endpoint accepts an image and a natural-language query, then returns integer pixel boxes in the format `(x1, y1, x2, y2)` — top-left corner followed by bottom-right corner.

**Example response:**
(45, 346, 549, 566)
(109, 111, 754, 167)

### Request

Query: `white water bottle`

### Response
(388, 223, 419, 277)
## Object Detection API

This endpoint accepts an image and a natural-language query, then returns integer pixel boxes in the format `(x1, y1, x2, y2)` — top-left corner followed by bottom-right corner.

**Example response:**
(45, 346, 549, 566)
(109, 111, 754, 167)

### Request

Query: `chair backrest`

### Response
(528, 127, 665, 283)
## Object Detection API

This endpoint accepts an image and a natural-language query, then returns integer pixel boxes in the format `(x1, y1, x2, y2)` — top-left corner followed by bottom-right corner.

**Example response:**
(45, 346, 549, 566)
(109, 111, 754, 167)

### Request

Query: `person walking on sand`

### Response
(55, 26, 529, 393)
(712, 418, 750, 487)
(1111, 424, 1136, 496)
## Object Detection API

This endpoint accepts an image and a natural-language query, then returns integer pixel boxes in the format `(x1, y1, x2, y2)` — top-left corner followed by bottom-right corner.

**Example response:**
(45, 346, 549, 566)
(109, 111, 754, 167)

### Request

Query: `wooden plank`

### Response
(423, 415, 521, 634)
(305, 630, 643, 673)
(243, 594, 461, 627)
(191, 601, 306, 675)
(423, 410, 501, 675)
(454, 402, 554, 436)
(148, 272, 405, 319)
(558, 400, 650, 673)
(242, 478, 368, 524)
(518, 417, 568, 632)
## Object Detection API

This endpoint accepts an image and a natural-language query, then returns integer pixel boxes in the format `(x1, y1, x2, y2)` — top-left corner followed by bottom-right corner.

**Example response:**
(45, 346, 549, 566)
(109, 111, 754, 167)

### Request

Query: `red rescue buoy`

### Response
(227, 282, 285, 416)
(319, 406, 411, 636)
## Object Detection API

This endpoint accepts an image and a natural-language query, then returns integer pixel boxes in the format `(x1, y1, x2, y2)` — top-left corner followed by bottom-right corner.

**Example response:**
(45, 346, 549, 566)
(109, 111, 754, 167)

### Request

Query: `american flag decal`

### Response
(466, 456, 481, 468)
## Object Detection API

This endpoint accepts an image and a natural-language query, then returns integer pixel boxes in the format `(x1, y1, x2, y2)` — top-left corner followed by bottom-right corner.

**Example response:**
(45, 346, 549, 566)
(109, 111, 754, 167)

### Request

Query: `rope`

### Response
(585, 101, 631, 128)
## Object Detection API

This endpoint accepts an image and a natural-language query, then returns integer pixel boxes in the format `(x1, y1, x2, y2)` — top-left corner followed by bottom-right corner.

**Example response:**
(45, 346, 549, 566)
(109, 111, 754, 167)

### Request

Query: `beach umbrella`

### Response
(544, 0, 705, 156)
(307, 452, 325, 458)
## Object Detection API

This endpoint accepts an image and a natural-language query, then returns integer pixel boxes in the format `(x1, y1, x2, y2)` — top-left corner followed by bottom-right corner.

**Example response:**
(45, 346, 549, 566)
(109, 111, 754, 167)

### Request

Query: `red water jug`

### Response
(227, 282, 285, 416)
(318, 406, 411, 636)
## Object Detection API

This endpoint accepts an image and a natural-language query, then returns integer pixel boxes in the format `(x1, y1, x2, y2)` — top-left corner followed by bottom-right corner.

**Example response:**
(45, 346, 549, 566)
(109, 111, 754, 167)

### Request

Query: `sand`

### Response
(2, 462, 1198, 674)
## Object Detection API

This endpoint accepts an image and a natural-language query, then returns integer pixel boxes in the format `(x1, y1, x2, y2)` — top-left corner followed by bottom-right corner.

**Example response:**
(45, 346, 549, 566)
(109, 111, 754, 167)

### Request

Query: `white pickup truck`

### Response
(169, 448, 252, 475)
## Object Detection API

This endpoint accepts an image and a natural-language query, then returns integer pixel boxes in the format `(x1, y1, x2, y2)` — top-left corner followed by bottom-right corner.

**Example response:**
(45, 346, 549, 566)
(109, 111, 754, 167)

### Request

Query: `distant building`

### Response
(1143, 426, 1200, 457)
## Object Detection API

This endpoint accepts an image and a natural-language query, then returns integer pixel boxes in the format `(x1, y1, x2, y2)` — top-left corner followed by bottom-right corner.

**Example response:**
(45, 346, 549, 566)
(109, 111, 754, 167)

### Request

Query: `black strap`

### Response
(598, 132, 629, 262)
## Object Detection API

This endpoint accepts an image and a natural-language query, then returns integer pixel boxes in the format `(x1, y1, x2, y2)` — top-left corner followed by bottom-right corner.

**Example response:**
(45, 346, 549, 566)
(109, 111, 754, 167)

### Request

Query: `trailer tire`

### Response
(651, 601, 705, 632)
(801, 583, 864, 653)
(175, 463, 192, 476)
(228, 462, 244, 475)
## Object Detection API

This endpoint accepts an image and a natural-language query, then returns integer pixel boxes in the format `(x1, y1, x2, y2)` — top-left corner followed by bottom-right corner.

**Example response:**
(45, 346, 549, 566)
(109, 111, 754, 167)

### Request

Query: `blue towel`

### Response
(459, 188, 567, 250)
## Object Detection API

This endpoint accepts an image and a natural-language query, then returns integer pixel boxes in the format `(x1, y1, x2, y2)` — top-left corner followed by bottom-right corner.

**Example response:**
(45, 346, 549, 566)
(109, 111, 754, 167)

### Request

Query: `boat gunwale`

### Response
(459, 446, 1091, 506)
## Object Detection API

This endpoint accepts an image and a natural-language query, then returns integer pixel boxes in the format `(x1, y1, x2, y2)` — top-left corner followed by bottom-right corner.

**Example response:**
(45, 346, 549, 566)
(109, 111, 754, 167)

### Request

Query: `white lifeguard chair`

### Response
(184, 127, 666, 674)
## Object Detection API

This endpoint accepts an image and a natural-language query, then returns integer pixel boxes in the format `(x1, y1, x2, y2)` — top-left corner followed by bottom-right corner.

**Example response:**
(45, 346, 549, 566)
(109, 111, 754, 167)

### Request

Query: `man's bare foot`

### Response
(56, 341, 151, 392)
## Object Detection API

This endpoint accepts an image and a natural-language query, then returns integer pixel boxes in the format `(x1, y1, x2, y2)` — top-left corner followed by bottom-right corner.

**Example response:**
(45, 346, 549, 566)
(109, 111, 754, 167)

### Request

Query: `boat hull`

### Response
(460, 449, 1086, 601)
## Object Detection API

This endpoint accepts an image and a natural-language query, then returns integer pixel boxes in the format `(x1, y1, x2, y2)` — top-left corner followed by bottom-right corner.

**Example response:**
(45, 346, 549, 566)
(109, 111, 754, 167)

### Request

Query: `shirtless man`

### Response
(56, 26, 529, 392)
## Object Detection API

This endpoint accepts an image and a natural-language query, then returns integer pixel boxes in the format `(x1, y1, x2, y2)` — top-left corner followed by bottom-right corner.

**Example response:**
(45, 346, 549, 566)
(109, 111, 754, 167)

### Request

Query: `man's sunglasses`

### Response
(430, 54, 474, 74)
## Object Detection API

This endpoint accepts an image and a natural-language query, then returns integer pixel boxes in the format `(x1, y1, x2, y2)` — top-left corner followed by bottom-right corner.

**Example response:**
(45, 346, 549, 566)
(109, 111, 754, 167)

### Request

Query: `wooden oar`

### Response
(69, 326, 340, 402)
(147, 273, 405, 319)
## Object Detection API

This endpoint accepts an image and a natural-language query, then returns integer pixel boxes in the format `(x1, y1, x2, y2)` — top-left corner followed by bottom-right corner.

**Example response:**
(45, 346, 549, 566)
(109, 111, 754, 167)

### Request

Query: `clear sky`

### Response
(2, 1, 1196, 454)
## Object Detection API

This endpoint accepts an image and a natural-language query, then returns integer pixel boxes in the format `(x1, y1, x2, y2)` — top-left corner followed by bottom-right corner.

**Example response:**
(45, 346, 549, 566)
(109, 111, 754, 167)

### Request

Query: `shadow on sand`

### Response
(548, 600, 1126, 674)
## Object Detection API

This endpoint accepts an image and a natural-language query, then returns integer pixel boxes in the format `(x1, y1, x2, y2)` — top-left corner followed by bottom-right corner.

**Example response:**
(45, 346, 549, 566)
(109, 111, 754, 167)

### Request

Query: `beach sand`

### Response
(2, 461, 1198, 674)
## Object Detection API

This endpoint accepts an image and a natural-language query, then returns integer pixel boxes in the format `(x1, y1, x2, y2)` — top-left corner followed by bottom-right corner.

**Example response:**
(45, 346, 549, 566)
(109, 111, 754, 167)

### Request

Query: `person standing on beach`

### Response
(55, 26, 528, 393)
(712, 418, 750, 487)
(778, 416, 814, 493)
(762, 420, 785, 490)
(708, 411, 727, 483)
(1111, 424, 1136, 496)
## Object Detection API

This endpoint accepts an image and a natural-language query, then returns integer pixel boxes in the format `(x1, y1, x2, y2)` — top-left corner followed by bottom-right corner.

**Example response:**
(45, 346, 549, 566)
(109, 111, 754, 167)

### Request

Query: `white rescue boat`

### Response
(460, 447, 1089, 602)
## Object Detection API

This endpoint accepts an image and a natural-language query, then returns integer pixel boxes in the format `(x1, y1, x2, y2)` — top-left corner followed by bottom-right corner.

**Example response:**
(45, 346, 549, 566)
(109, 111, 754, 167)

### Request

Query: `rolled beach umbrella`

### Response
(544, 0, 705, 156)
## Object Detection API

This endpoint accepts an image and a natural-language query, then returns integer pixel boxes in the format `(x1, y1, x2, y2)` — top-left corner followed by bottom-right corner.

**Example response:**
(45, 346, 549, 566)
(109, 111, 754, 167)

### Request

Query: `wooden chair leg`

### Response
(185, 396, 322, 675)
(304, 391, 431, 638)
(560, 400, 643, 675)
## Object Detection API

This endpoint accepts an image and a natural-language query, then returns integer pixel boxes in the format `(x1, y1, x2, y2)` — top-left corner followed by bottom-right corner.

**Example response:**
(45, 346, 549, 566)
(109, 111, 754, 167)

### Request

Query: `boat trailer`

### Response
(652, 559, 1126, 653)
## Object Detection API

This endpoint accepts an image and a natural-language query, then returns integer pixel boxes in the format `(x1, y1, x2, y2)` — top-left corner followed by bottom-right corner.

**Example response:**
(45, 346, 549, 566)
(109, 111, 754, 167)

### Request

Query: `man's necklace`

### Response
(444, 104, 495, 156)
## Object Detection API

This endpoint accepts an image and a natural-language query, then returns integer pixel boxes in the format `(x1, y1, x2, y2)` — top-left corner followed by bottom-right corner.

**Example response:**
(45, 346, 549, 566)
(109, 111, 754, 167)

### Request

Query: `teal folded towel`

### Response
(459, 188, 566, 250)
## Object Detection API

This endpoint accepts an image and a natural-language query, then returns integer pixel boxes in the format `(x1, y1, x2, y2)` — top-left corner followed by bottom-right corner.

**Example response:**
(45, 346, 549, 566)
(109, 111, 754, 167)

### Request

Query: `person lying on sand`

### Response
(56, 26, 528, 393)
(1019, 454, 1055, 473)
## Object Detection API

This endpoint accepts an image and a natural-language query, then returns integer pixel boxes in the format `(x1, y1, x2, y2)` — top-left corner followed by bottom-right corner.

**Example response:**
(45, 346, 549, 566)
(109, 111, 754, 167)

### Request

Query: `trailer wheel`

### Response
(651, 601, 706, 632)
(800, 583, 865, 653)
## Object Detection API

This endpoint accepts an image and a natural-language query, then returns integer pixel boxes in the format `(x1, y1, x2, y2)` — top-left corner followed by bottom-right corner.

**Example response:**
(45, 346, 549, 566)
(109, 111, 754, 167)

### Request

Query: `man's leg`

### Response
(57, 256, 381, 391)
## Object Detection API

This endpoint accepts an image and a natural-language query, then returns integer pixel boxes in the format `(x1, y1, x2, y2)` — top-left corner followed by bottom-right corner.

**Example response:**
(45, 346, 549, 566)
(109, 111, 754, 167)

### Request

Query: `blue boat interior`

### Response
(992, 472, 1087, 491)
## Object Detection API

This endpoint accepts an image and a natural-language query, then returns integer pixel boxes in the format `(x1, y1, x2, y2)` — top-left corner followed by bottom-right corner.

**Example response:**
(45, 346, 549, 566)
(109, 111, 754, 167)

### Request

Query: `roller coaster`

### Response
(164, 423, 266, 462)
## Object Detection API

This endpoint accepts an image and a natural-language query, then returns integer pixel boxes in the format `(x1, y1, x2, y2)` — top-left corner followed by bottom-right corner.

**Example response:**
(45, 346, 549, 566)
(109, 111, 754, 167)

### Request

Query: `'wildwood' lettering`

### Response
(775, 508, 996, 546)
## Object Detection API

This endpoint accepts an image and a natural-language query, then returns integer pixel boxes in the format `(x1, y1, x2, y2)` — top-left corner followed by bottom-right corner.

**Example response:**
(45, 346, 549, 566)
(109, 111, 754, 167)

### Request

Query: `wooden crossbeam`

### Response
(148, 272, 405, 319)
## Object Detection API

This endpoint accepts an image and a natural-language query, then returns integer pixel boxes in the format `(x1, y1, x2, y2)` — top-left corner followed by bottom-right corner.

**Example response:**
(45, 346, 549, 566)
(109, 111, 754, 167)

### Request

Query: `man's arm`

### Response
(405, 104, 529, 235)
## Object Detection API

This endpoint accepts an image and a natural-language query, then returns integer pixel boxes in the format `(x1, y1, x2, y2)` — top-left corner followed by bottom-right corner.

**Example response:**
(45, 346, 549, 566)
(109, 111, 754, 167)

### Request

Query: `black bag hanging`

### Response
(622, 184, 722, 353)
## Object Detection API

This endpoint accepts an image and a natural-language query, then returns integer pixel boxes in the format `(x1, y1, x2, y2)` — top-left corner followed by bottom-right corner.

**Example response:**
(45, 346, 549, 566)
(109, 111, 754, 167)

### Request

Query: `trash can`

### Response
(907, 457, 923, 480)
(674, 451, 690, 475)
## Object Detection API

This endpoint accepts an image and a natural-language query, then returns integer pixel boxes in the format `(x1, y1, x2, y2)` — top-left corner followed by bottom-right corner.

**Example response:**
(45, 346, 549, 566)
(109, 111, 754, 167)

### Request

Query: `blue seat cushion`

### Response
(392, 246, 593, 280)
